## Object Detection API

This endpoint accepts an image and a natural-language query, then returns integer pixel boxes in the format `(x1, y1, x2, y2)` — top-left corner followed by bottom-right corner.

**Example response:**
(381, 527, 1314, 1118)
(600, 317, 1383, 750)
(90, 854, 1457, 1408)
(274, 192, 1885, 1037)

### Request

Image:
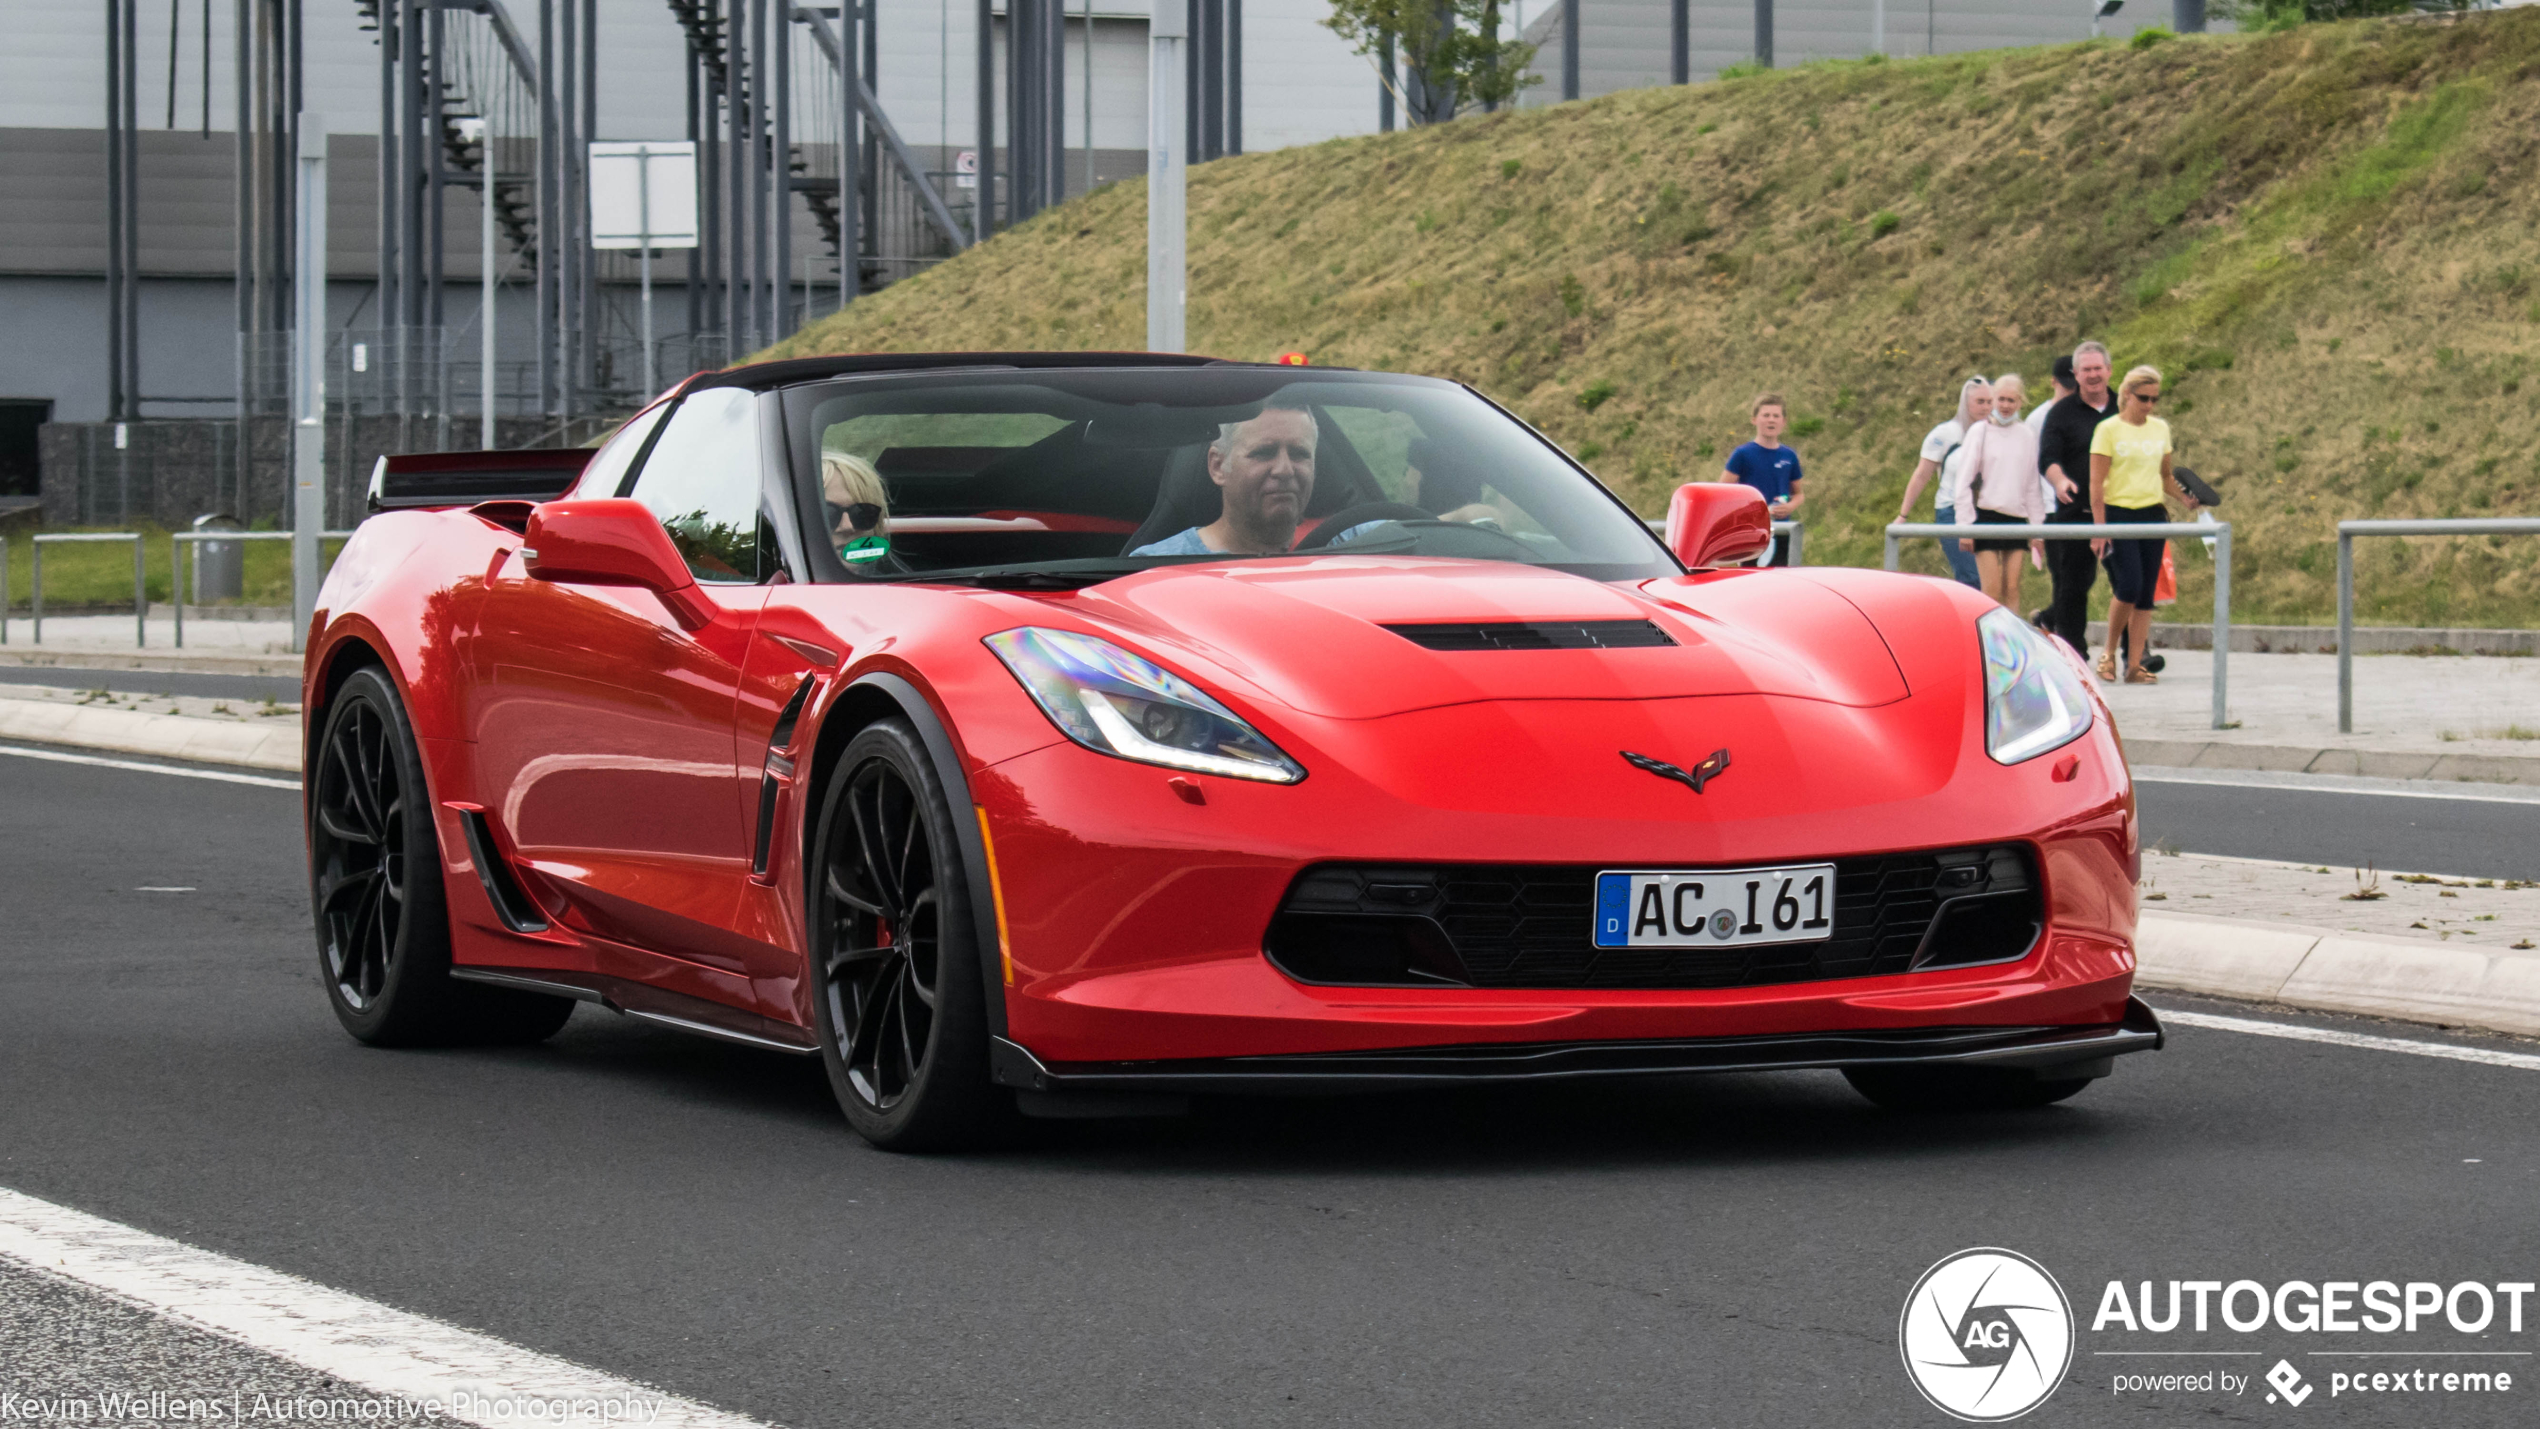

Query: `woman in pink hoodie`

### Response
(1951, 373, 2046, 610)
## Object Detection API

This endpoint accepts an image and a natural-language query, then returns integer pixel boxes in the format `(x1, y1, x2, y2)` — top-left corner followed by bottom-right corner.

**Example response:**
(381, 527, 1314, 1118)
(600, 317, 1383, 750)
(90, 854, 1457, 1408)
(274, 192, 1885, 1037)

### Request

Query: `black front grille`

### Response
(1264, 846, 2041, 990)
(1380, 620, 1676, 651)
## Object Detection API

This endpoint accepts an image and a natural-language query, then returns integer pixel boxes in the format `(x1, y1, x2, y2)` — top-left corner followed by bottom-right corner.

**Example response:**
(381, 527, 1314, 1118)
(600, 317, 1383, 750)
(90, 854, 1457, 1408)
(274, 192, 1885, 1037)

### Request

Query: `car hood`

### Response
(1053, 557, 1909, 720)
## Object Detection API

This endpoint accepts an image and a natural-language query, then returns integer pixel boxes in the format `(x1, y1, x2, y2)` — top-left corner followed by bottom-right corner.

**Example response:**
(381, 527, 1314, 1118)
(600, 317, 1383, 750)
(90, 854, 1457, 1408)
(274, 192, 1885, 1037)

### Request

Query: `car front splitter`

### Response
(991, 995, 2165, 1095)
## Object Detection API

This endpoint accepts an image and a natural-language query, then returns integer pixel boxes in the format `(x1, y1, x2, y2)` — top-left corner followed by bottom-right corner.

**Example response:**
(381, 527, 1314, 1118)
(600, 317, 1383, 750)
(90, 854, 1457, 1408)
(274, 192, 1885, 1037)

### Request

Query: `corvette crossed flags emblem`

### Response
(1620, 748, 1733, 794)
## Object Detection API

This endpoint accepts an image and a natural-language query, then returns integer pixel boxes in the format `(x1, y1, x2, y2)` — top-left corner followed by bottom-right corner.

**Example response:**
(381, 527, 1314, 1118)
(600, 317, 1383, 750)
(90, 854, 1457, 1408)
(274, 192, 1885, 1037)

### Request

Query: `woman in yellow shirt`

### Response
(2088, 365, 2200, 684)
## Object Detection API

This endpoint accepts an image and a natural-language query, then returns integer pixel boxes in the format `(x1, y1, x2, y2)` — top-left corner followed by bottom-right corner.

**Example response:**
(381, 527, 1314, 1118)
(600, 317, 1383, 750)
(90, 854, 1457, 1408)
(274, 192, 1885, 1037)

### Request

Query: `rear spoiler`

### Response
(367, 448, 596, 514)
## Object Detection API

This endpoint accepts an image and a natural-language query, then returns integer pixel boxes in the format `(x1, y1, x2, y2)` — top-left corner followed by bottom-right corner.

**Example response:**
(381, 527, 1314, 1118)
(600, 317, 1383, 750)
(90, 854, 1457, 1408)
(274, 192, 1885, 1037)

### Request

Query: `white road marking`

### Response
(0, 743, 298, 789)
(0, 1186, 776, 1429)
(2157, 1008, 2540, 1072)
(2133, 766, 2540, 806)
(135, 887, 197, 893)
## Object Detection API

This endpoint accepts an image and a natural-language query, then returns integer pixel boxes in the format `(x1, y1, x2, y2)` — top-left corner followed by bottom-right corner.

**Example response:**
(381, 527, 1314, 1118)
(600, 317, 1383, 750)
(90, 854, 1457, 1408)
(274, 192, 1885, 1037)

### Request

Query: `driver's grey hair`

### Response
(2073, 340, 2111, 368)
(1212, 402, 1318, 459)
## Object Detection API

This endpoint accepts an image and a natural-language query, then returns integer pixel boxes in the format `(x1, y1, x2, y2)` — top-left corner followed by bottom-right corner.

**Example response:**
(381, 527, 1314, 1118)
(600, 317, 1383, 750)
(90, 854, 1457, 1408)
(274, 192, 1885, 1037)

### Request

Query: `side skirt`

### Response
(448, 967, 819, 1056)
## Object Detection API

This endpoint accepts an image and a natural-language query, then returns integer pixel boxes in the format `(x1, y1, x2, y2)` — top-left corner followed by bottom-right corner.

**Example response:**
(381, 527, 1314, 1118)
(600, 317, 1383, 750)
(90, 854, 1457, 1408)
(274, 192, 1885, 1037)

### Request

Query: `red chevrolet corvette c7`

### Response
(304, 354, 2159, 1147)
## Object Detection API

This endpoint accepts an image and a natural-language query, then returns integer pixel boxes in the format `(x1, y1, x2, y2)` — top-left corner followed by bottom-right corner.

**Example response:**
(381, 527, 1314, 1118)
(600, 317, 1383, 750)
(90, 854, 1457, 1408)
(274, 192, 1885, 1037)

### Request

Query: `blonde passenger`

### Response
(821, 453, 891, 564)
(1951, 373, 2045, 612)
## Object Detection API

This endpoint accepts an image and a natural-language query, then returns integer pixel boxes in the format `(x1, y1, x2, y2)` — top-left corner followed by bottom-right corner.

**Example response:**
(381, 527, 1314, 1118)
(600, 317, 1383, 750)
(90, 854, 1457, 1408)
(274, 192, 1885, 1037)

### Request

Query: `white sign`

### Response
(954, 149, 979, 191)
(589, 141, 699, 250)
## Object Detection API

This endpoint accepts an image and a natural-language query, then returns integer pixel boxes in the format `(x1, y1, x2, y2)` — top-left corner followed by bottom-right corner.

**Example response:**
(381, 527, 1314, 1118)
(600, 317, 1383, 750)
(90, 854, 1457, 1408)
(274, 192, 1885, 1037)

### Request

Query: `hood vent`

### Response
(1381, 620, 1676, 652)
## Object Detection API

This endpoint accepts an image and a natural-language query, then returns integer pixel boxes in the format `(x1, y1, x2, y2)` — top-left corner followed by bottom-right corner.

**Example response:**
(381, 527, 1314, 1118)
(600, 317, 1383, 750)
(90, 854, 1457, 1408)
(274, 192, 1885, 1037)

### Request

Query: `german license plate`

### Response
(1592, 864, 1837, 949)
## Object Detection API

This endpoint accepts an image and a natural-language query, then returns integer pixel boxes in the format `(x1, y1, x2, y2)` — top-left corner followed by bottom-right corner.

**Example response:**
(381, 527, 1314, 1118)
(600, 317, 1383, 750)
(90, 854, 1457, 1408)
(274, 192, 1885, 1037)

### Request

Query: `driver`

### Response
(1130, 404, 1319, 556)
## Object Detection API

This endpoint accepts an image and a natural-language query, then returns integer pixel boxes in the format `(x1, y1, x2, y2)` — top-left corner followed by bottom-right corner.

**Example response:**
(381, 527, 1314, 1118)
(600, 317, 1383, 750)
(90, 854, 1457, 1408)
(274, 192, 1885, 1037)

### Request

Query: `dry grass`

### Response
(768, 12, 2540, 626)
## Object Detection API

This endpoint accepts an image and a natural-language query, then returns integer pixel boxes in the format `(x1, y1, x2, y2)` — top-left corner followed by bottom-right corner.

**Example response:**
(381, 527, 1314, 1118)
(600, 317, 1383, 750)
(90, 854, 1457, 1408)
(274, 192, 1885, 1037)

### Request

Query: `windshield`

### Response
(779, 367, 1676, 586)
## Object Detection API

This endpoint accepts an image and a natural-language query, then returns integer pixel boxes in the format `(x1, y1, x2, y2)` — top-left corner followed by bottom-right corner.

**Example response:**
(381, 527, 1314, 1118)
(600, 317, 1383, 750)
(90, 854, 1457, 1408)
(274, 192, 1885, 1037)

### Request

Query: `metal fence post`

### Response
(2210, 522, 2230, 731)
(2336, 530, 2354, 734)
(1883, 533, 1900, 571)
(1, 538, 9, 645)
(1786, 521, 1805, 568)
(133, 534, 146, 647)
(174, 534, 187, 649)
(30, 541, 41, 644)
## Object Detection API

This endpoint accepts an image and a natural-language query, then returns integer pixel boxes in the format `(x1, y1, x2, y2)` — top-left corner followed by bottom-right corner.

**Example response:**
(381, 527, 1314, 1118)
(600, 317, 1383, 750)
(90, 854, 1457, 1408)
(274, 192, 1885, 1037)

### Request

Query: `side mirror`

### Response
(522, 499, 716, 629)
(1664, 482, 1772, 569)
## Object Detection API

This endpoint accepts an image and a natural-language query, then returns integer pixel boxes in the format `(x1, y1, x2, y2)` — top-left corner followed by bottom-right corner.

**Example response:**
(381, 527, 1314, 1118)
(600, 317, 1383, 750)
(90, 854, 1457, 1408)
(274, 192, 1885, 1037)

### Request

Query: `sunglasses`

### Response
(2132, 392, 2162, 404)
(825, 501, 883, 531)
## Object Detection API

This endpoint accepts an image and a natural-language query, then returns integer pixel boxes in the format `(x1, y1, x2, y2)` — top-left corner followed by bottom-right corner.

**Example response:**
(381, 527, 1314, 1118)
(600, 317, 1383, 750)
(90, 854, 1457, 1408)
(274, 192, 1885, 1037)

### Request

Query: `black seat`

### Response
(1119, 411, 1388, 555)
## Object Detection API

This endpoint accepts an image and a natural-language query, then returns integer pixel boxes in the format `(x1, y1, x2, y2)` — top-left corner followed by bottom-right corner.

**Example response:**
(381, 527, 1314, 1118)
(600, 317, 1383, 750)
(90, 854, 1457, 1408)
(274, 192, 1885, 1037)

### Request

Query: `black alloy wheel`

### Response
(1842, 1064, 2096, 1112)
(311, 666, 573, 1047)
(810, 721, 1000, 1148)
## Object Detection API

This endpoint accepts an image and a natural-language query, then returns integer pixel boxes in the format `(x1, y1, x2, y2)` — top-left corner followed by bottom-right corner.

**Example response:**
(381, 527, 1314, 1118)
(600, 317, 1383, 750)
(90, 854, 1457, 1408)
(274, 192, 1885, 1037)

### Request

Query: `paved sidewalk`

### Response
(2139, 849, 2540, 947)
(3, 613, 295, 654)
(2082, 648, 2540, 780)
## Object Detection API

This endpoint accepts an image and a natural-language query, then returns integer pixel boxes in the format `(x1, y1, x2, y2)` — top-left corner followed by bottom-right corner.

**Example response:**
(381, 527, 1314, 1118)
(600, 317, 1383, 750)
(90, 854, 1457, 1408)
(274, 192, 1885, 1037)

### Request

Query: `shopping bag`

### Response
(2154, 542, 2178, 606)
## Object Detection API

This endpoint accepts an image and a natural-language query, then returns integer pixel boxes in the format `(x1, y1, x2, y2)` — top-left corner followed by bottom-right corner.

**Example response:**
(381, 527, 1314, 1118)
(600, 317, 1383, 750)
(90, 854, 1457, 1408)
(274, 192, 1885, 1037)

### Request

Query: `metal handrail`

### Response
(30, 533, 146, 648)
(170, 529, 358, 648)
(2336, 518, 2540, 733)
(1886, 520, 2234, 731)
(1643, 519, 1806, 566)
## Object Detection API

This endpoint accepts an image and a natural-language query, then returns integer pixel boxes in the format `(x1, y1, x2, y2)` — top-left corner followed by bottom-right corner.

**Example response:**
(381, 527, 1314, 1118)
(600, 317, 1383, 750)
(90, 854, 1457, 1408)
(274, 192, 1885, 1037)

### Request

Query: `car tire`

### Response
(1841, 1064, 2094, 1112)
(311, 666, 575, 1048)
(808, 720, 1004, 1150)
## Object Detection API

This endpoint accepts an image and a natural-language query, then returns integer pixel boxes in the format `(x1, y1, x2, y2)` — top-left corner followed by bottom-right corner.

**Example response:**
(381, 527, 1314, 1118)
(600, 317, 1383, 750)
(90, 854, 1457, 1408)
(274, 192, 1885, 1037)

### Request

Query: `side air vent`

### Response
(769, 677, 814, 749)
(457, 809, 549, 934)
(1381, 620, 1677, 651)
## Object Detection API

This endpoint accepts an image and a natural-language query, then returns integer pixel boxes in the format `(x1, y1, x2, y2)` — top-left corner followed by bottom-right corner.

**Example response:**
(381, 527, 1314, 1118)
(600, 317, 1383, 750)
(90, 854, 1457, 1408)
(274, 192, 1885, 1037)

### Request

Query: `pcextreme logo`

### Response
(1900, 1248, 2076, 1422)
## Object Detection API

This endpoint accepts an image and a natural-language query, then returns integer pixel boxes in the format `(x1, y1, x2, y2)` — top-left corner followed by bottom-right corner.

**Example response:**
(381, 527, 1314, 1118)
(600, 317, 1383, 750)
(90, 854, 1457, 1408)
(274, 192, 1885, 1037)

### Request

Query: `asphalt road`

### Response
(0, 664, 301, 704)
(2135, 775, 2540, 881)
(4, 753, 2538, 1427)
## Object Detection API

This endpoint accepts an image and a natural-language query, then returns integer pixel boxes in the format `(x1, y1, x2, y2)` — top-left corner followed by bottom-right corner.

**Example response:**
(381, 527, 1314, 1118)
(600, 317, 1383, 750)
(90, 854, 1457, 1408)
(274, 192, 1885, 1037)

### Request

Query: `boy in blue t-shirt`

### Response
(1722, 392, 1804, 566)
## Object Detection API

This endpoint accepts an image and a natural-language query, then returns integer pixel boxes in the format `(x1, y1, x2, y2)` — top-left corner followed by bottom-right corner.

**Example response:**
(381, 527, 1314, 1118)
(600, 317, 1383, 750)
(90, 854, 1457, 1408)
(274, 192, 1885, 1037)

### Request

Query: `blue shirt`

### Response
(1724, 441, 1802, 502)
(1129, 522, 1390, 557)
(1128, 528, 1215, 556)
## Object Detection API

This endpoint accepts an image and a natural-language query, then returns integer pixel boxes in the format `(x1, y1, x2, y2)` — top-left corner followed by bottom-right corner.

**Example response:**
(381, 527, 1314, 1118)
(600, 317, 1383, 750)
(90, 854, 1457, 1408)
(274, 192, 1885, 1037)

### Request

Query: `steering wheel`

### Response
(1291, 503, 1447, 550)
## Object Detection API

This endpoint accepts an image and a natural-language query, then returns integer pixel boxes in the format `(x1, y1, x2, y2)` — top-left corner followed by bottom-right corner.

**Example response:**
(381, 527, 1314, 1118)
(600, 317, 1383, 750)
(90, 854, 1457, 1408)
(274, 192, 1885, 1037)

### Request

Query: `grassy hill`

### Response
(768, 12, 2540, 627)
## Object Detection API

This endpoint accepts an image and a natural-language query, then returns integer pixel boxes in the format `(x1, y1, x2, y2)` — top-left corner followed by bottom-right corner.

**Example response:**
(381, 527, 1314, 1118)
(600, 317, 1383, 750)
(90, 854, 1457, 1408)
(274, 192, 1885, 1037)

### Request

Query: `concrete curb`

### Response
(2136, 910, 2540, 1038)
(2129, 739, 2540, 785)
(0, 699, 301, 772)
(1, 650, 304, 679)
(2150, 622, 2540, 656)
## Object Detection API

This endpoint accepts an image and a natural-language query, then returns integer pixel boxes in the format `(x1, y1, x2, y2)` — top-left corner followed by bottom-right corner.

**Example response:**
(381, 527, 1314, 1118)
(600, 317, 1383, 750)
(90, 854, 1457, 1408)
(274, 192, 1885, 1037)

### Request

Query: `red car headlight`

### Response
(984, 627, 1306, 784)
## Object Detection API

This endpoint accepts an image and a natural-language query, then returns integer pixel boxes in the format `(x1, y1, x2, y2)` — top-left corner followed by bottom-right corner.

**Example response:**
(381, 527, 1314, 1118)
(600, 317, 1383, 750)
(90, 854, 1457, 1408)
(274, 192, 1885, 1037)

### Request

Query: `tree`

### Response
(1324, 0, 1538, 126)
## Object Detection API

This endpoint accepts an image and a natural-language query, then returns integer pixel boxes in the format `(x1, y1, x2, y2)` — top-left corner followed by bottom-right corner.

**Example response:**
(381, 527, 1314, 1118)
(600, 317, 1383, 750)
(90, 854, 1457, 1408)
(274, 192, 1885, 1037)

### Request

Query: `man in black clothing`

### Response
(2037, 341, 2119, 657)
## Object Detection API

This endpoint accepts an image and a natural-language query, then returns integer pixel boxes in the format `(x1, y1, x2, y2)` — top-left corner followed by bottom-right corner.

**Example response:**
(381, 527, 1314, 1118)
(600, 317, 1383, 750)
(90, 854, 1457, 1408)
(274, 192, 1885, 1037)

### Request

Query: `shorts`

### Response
(1970, 508, 2029, 554)
(2100, 504, 2167, 607)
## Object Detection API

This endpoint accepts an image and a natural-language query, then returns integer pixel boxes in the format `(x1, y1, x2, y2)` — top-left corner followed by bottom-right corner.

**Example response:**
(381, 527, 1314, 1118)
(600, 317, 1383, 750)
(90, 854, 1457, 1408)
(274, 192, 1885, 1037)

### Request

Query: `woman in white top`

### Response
(1895, 376, 1992, 589)
(1950, 373, 2045, 611)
